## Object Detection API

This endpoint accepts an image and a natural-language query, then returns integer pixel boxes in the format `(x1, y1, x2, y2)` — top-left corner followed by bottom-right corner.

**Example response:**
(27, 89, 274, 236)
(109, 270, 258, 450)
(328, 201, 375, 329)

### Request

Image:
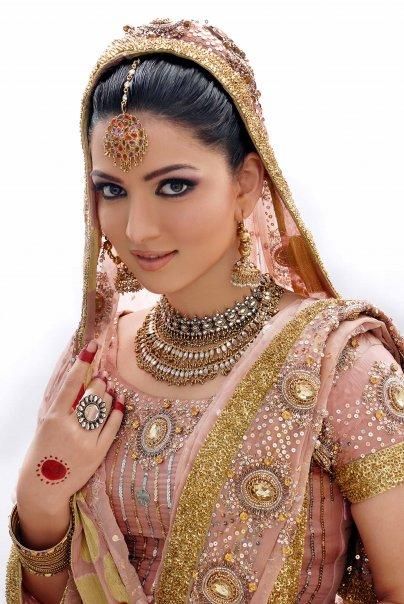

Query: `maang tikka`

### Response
(103, 57, 148, 173)
(99, 57, 148, 293)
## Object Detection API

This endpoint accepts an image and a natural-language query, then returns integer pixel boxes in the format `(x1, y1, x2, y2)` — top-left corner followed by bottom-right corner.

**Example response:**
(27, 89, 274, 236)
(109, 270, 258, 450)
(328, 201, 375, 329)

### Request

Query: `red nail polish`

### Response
(78, 341, 98, 364)
(112, 399, 125, 413)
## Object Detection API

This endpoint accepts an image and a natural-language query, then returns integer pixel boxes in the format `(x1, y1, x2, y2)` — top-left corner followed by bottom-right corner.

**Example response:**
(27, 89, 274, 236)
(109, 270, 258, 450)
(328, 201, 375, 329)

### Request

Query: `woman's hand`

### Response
(16, 340, 125, 511)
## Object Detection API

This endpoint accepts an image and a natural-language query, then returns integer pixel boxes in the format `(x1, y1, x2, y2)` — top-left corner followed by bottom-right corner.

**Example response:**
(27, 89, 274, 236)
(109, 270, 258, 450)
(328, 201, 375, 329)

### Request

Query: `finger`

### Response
(71, 375, 114, 432)
(53, 340, 99, 414)
(97, 393, 126, 453)
(70, 371, 109, 412)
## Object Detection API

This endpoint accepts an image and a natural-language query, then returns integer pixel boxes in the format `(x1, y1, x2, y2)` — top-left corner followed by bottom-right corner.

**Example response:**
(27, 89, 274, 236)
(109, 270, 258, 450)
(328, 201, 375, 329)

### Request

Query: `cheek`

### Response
(167, 190, 235, 250)
(97, 200, 126, 238)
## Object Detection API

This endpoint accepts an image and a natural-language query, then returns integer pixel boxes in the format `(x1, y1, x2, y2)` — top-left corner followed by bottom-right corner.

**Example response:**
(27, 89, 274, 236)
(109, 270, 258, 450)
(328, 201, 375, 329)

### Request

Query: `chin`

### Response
(137, 269, 207, 296)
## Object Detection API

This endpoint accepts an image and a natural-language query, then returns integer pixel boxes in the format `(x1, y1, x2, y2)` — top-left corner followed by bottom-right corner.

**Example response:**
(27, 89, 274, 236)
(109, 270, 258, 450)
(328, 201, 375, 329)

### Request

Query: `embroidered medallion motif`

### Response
(364, 360, 404, 430)
(280, 368, 320, 412)
(199, 565, 246, 604)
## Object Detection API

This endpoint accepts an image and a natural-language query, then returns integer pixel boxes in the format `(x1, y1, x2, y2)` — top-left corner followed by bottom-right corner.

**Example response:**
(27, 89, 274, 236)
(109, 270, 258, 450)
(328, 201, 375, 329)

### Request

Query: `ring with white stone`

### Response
(75, 393, 108, 430)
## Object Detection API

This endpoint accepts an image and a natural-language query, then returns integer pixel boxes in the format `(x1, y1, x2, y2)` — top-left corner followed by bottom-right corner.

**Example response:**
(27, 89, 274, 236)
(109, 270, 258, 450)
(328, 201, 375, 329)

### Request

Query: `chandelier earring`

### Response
(99, 235, 143, 293)
(230, 221, 262, 287)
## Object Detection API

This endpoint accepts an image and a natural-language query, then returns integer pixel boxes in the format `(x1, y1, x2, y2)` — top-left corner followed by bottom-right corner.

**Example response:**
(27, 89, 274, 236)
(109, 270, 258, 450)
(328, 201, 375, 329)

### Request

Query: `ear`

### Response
(233, 152, 264, 221)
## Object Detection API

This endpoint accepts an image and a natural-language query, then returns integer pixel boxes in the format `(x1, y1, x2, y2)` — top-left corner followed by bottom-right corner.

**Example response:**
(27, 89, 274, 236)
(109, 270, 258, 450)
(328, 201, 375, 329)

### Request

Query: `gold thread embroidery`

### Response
(335, 440, 404, 503)
(267, 485, 309, 604)
(337, 572, 377, 604)
(5, 543, 22, 604)
(155, 299, 336, 603)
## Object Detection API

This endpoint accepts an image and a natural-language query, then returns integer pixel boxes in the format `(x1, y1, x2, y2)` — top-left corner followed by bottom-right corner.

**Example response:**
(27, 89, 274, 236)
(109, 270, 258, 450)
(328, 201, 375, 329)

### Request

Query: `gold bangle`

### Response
(8, 497, 75, 577)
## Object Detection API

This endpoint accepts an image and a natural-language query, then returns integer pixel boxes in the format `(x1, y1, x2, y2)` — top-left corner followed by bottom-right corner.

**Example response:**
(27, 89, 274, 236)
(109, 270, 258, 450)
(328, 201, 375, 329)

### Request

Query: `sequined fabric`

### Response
(94, 308, 404, 603)
(7, 298, 404, 603)
(102, 312, 215, 600)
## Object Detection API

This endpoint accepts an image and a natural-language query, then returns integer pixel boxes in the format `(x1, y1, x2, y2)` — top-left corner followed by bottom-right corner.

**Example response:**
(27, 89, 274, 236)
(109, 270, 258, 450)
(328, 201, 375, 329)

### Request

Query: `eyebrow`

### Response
(90, 164, 200, 184)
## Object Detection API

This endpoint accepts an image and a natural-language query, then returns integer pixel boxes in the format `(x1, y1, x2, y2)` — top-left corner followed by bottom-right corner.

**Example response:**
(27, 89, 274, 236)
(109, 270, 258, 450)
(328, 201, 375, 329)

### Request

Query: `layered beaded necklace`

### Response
(134, 274, 284, 385)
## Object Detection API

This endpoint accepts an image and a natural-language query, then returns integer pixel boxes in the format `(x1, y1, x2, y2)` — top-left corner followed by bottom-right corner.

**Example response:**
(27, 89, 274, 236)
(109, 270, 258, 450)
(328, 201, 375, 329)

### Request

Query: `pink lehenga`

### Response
(6, 17, 404, 604)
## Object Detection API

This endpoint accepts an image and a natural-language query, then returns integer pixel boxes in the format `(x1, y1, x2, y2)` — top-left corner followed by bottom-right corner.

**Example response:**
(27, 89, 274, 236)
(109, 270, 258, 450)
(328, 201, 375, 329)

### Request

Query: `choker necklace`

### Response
(134, 274, 284, 386)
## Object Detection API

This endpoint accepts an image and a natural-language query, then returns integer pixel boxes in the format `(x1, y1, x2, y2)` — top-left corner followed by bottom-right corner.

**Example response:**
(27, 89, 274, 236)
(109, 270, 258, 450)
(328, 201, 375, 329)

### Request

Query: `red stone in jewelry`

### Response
(103, 113, 148, 173)
(36, 456, 70, 484)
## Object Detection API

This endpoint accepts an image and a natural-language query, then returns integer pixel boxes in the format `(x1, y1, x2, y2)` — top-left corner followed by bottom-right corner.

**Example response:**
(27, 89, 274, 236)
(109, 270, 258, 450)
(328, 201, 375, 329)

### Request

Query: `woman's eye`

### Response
(157, 178, 195, 197)
(94, 183, 125, 200)
(94, 178, 196, 200)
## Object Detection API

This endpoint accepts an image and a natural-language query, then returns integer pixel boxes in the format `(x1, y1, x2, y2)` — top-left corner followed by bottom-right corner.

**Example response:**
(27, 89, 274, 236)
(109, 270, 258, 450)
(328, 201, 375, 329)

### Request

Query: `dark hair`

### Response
(88, 53, 256, 172)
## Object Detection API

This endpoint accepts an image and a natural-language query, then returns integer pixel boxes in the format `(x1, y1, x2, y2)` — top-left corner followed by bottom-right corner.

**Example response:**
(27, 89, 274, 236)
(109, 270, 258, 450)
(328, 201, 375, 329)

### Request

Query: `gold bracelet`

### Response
(8, 497, 75, 577)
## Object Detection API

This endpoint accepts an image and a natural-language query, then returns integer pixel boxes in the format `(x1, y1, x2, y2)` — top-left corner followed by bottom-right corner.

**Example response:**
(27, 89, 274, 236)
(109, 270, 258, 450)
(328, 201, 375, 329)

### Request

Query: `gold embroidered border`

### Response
(155, 299, 336, 603)
(5, 544, 22, 604)
(267, 484, 309, 604)
(335, 441, 404, 503)
(74, 34, 340, 353)
(337, 568, 378, 604)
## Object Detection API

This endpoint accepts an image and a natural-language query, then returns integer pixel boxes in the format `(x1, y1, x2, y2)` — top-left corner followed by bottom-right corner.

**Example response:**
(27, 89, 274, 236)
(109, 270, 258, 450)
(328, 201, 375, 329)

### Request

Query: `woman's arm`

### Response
(322, 327, 404, 602)
(352, 482, 404, 603)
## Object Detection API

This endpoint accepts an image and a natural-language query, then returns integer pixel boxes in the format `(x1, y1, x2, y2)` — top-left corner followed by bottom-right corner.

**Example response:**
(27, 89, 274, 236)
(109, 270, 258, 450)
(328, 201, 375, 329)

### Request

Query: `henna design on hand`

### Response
(36, 455, 71, 484)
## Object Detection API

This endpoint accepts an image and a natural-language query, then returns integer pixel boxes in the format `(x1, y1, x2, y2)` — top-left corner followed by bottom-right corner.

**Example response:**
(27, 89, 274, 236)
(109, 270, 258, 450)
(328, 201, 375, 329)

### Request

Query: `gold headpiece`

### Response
(103, 57, 148, 172)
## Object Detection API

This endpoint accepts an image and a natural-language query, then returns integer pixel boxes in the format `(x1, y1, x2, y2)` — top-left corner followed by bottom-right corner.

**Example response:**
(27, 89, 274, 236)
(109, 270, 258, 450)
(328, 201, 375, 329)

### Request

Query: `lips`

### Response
(131, 250, 173, 258)
(130, 250, 177, 272)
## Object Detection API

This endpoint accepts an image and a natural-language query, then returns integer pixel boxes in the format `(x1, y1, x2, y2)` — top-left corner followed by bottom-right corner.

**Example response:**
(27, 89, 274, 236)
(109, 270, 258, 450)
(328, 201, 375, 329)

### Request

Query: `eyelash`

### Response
(94, 178, 196, 200)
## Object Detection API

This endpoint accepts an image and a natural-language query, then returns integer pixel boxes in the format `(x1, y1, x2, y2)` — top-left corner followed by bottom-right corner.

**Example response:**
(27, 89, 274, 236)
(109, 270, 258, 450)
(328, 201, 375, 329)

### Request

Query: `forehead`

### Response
(89, 112, 220, 174)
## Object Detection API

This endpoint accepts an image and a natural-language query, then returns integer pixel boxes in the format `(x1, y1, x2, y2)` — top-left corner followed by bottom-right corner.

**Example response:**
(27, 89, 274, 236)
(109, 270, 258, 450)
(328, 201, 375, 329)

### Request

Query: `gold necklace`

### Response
(134, 274, 284, 386)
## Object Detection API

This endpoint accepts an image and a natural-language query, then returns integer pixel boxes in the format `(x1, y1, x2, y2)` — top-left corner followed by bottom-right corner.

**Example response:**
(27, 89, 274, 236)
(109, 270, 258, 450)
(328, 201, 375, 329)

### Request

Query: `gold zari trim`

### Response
(267, 486, 309, 604)
(337, 572, 377, 604)
(335, 441, 404, 503)
(155, 299, 336, 603)
(5, 544, 22, 604)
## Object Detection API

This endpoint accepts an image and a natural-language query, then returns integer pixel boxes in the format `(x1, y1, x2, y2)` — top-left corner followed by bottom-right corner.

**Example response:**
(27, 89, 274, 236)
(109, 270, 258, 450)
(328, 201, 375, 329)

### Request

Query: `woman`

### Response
(6, 17, 404, 604)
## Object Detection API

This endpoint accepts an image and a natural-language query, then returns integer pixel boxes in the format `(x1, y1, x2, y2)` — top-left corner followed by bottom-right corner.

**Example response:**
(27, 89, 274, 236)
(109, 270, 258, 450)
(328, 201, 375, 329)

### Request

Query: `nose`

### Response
(125, 197, 160, 244)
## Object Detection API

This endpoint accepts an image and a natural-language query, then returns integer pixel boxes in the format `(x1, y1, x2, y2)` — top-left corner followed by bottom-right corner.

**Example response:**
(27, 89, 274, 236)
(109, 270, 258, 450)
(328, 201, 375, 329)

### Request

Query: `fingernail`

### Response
(94, 371, 108, 385)
(78, 340, 98, 363)
(112, 398, 125, 413)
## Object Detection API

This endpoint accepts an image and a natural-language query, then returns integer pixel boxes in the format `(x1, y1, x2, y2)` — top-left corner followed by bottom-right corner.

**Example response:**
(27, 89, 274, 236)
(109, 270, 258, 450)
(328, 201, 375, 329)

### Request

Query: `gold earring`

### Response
(230, 221, 262, 287)
(99, 236, 143, 293)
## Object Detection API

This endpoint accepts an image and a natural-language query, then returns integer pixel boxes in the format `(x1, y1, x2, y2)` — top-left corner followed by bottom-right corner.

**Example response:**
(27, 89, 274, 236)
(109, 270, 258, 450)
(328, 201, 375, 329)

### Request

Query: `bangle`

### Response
(8, 497, 75, 577)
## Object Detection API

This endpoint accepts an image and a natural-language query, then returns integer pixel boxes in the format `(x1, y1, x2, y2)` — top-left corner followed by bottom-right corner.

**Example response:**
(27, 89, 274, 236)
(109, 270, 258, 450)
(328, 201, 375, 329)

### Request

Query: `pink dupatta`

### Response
(12, 294, 399, 604)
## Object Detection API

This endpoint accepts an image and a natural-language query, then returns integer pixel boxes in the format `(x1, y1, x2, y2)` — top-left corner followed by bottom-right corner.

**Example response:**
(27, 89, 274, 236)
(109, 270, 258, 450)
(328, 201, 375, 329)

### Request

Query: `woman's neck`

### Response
(164, 251, 253, 317)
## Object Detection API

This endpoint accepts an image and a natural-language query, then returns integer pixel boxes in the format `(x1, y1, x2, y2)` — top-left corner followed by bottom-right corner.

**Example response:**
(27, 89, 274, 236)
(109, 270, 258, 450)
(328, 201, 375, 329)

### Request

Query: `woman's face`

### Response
(90, 112, 262, 295)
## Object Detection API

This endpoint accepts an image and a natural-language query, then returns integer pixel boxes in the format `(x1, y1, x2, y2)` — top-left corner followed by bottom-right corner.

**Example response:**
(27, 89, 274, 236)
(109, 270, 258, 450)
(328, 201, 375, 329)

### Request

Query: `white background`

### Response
(0, 0, 403, 592)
